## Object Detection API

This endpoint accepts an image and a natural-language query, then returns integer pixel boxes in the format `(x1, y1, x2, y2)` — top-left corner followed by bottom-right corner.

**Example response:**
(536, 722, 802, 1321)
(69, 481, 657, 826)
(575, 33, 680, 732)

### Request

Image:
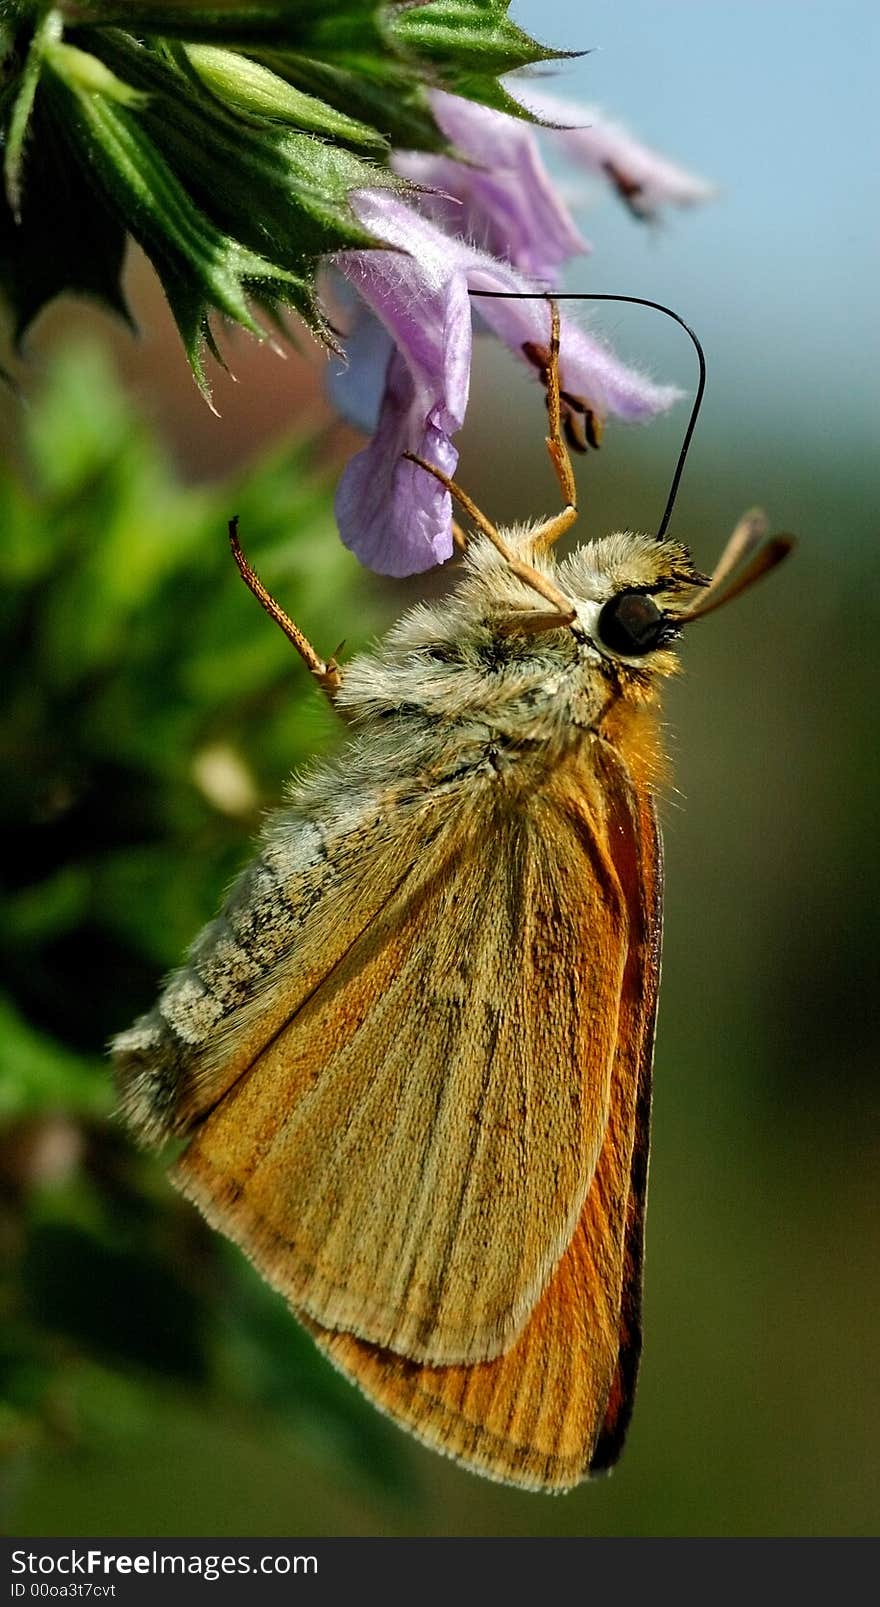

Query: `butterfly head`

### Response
(557, 530, 708, 670)
(338, 516, 791, 740)
(448, 524, 708, 687)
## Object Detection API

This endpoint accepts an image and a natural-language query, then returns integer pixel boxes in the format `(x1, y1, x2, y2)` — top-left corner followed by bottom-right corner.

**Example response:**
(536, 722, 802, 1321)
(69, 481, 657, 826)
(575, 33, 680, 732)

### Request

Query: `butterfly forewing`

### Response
(173, 753, 630, 1367)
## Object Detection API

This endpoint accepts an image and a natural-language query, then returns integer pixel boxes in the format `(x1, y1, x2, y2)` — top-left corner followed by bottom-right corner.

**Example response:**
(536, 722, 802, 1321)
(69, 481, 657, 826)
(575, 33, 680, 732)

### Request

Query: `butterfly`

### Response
(113, 298, 792, 1491)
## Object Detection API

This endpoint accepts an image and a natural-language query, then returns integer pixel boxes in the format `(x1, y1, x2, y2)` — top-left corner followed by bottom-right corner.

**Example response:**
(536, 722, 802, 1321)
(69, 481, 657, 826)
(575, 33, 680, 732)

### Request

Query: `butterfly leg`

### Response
(228, 518, 342, 697)
(451, 519, 468, 553)
(402, 452, 575, 623)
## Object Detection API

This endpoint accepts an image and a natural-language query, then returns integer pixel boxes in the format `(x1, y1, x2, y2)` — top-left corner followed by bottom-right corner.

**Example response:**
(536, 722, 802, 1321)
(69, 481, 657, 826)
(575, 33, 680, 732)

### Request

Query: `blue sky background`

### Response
(510, 0, 877, 462)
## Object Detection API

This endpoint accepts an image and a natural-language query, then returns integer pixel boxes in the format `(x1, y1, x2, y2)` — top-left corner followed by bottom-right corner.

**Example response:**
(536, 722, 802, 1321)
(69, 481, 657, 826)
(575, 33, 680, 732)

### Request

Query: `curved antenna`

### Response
(469, 290, 706, 540)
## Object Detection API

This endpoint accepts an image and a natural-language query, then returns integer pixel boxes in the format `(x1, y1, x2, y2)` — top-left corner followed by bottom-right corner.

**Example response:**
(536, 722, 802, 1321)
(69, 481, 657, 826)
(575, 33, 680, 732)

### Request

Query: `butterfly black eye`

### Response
(597, 591, 670, 656)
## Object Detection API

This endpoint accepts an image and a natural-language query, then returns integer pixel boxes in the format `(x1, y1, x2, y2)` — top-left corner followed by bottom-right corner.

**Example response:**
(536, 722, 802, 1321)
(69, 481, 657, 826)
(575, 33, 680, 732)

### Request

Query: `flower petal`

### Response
(337, 191, 472, 436)
(394, 89, 588, 280)
(346, 190, 677, 420)
(467, 260, 682, 421)
(324, 286, 395, 434)
(334, 348, 459, 575)
(518, 89, 715, 220)
(332, 191, 681, 575)
(334, 195, 474, 573)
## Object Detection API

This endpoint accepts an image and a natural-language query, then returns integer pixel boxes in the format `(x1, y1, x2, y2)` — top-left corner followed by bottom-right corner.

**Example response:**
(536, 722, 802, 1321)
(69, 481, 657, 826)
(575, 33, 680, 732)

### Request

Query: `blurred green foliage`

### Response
(0, 341, 410, 1528)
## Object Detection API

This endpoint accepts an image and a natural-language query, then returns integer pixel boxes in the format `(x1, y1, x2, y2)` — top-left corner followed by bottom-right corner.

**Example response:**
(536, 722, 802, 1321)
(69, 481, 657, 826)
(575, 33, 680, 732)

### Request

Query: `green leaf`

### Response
(441, 70, 551, 120)
(394, 0, 565, 77)
(63, 3, 392, 56)
(3, 6, 63, 215)
(0, 93, 131, 343)
(93, 33, 398, 267)
(182, 43, 388, 148)
(1, 3, 563, 392)
(41, 66, 320, 397)
(45, 38, 148, 105)
(253, 49, 448, 153)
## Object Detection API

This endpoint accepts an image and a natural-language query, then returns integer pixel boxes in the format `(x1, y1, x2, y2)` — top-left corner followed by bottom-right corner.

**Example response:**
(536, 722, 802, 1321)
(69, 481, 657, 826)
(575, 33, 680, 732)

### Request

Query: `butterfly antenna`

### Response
(470, 291, 707, 540)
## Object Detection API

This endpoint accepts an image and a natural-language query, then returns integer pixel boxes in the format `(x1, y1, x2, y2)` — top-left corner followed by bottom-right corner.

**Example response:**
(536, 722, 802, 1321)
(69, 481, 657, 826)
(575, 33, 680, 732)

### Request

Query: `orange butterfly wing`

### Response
(172, 765, 630, 1366)
(301, 749, 661, 1490)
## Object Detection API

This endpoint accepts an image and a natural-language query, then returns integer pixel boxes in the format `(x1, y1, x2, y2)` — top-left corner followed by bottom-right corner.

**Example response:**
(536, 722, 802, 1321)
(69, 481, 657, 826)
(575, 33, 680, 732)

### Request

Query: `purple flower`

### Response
(331, 193, 680, 576)
(325, 91, 711, 577)
(520, 89, 716, 221)
(393, 89, 588, 282)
